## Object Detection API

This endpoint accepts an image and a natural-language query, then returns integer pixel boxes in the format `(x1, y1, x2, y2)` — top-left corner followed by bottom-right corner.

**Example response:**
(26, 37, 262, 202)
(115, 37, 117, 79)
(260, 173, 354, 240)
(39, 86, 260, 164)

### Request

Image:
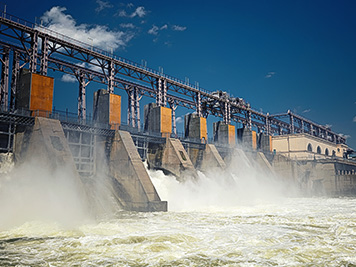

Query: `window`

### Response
(332, 150, 336, 157)
(317, 146, 321, 154)
(307, 143, 313, 152)
(325, 148, 329, 156)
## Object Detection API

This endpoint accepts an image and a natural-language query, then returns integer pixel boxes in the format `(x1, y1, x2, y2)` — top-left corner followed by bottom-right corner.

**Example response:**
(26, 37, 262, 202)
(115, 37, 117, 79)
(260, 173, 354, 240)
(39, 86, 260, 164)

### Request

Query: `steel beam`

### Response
(40, 35, 48, 75)
(107, 60, 114, 93)
(0, 47, 9, 110)
(77, 71, 88, 122)
(169, 100, 177, 136)
(29, 31, 38, 73)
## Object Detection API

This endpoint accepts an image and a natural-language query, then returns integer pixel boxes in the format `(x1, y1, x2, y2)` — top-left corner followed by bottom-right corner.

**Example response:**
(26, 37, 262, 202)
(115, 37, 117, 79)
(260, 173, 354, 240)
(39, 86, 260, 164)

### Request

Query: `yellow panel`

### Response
(228, 124, 236, 145)
(252, 131, 257, 150)
(160, 107, 172, 134)
(200, 117, 207, 141)
(109, 94, 121, 129)
(30, 73, 54, 117)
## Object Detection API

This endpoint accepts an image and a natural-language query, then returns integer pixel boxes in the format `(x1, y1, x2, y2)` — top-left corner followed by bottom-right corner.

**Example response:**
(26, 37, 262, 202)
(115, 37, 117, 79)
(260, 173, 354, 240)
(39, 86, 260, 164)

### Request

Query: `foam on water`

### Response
(148, 148, 293, 212)
(1, 151, 356, 266)
(1, 198, 356, 266)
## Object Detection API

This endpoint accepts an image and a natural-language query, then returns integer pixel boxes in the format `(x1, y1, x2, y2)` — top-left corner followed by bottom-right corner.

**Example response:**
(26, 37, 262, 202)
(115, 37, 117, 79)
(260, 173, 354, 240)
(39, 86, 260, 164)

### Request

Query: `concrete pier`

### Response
(109, 130, 167, 211)
(184, 113, 207, 142)
(200, 144, 226, 172)
(144, 103, 172, 137)
(148, 138, 198, 181)
(13, 117, 89, 202)
(237, 127, 257, 150)
(213, 121, 236, 146)
(93, 89, 121, 129)
(16, 69, 54, 117)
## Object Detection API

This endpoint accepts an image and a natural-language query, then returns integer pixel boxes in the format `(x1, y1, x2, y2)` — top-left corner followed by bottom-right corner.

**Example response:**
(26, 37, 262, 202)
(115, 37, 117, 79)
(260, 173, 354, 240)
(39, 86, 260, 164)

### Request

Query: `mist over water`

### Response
(1, 151, 356, 266)
(0, 157, 93, 229)
(148, 148, 295, 211)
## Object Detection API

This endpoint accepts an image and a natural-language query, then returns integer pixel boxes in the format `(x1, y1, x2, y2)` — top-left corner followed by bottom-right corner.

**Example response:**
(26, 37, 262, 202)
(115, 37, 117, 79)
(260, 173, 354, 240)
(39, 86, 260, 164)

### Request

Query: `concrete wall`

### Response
(272, 152, 356, 196)
(272, 133, 348, 160)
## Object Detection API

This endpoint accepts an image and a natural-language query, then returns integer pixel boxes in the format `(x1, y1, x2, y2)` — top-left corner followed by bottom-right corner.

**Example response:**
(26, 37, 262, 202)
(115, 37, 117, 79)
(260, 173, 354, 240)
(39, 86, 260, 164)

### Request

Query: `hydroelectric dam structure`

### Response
(0, 11, 355, 212)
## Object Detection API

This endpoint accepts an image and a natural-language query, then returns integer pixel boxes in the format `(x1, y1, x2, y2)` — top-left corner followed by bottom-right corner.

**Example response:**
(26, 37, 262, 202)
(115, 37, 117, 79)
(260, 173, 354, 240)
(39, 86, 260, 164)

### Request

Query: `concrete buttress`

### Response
(15, 117, 82, 179)
(13, 117, 90, 210)
(109, 130, 167, 212)
(256, 152, 276, 176)
(148, 138, 198, 181)
(200, 144, 226, 172)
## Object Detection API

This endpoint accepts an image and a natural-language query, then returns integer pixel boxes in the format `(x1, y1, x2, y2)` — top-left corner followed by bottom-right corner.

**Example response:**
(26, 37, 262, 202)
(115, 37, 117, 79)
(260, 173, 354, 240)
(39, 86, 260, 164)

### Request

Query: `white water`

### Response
(1, 152, 356, 266)
(1, 198, 356, 266)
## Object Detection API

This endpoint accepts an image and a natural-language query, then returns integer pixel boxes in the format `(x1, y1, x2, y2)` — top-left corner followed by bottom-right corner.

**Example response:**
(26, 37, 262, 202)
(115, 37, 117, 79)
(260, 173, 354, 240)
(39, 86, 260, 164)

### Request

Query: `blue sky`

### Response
(3, 0, 356, 148)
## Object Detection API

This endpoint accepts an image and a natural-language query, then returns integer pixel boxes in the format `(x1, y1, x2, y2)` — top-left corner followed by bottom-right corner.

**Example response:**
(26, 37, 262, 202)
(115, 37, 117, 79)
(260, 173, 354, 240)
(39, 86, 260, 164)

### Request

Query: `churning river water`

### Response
(1, 197, 356, 266)
(1, 156, 356, 266)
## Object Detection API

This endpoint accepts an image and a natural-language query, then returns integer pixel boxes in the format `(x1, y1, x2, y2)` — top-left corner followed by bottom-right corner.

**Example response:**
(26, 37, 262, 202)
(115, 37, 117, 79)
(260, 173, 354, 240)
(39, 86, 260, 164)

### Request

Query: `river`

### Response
(1, 155, 356, 266)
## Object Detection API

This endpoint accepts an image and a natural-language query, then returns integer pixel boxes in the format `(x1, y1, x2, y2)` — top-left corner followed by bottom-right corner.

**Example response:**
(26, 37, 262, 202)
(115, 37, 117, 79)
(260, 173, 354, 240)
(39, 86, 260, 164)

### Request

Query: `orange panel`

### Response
(269, 135, 272, 152)
(109, 94, 121, 128)
(228, 124, 236, 145)
(200, 117, 207, 141)
(160, 107, 172, 134)
(29, 73, 54, 117)
(252, 131, 257, 150)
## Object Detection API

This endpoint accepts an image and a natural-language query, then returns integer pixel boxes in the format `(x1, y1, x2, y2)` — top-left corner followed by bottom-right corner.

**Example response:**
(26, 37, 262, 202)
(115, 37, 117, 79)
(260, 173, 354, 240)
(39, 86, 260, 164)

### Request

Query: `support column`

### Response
(247, 110, 252, 130)
(289, 112, 294, 134)
(156, 78, 163, 106)
(163, 79, 167, 107)
(10, 51, 19, 111)
(40, 35, 48, 75)
(77, 71, 89, 122)
(172, 104, 177, 136)
(107, 60, 114, 93)
(223, 101, 231, 124)
(196, 92, 202, 117)
(266, 113, 270, 135)
(127, 86, 135, 127)
(131, 87, 135, 127)
(168, 99, 177, 136)
(135, 87, 142, 130)
(30, 31, 38, 73)
(0, 48, 9, 110)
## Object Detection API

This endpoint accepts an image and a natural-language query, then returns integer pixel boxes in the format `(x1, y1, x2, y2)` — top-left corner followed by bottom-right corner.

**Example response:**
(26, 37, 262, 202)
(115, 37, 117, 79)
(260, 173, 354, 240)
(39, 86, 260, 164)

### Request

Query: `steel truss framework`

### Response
(0, 12, 346, 145)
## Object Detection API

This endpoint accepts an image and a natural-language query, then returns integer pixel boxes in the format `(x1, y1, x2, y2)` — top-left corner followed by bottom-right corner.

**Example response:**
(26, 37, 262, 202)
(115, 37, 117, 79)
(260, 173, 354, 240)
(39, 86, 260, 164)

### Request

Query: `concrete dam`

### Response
(0, 11, 356, 214)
